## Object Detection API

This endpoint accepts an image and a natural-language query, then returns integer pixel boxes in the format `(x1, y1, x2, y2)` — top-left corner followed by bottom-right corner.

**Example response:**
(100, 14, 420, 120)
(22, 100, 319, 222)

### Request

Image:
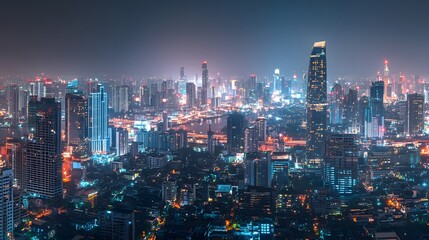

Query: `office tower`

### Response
(245, 153, 269, 187)
(244, 127, 258, 153)
(88, 84, 109, 154)
(5, 138, 26, 192)
(343, 88, 359, 133)
(162, 180, 177, 202)
(282, 76, 292, 99)
(227, 112, 245, 153)
(65, 91, 88, 148)
(273, 69, 280, 92)
(306, 41, 327, 169)
(365, 81, 384, 139)
(396, 75, 404, 99)
(207, 124, 215, 155)
(162, 111, 169, 132)
(269, 153, 289, 189)
(358, 96, 369, 136)
(330, 83, 343, 125)
(406, 93, 424, 135)
(114, 128, 129, 156)
(177, 129, 188, 149)
(255, 117, 267, 142)
(140, 85, 150, 107)
(186, 82, 196, 108)
(28, 78, 46, 99)
(180, 67, 186, 80)
(111, 85, 129, 113)
(18, 88, 29, 118)
(201, 61, 208, 105)
(26, 97, 62, 201)
(6, 85, 19, 126)
(0, 168, 13, 240)
(323, 134, 358, 195)
(383, 60, 390, 101)
(239, 186, 273, 218)
(98, 209, 135, 240)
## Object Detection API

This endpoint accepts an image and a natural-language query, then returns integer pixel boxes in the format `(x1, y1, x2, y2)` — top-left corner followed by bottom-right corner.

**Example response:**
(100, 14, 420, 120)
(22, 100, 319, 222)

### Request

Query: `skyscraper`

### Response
(343, 88, 359, 133)
(88, 84, 109, 154)
(5, 138, 26, 192)
(6, 85, 19, 126)
(406, 93, 424, 136)
(273, 69, 280, 93)
(383, 60, 390, 101)
(65, 91, 88, 149)
(186, 82, 196, 108)
(111, 85, 129, 113)
(323, 134, 359, 195)
(26, 97, 62, 201)
(0, 168, 13, 240)
(329, 83, 343, 125)
(365, 81, 384, 139)
(201, 61, 208, 106)
(227, 112, 245, 153)
(306, 41, 327, 169)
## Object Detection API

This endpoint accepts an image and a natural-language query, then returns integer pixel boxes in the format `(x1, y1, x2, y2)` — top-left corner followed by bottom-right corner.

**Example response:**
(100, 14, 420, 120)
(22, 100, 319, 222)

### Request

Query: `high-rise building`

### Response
(28, 78, 46, 99)
(88, 84, 109, 154)
(180, 67, 186, 81)
(383, 60, 390, 101)
(5, 138, 26, 192)
(255, 117, 267, 142)
(244, 127, 258, 153)
(140, 85, 150, 107)
(186, 82, 196, 108)
(406, 93, 424, 136)
(6, 85, 19, 126)
(65, 91, 88, 149)
(343, 88, 359, 133)
(162, 180, 177, 202)
(201, 61, 209, 105)
(306, 41, 327, 169)
(0, 168, 13, 240)
(323, 134, 359, 195)
(329, 83, 343, 125)
(358, 96, 369, 136)
(239, 186, 272, 219)
(26, 97, 62, 201)
(114, 127, 129, 156)
(111, 85, 129, 113)
(245, 153, 269, 187)
(273, 69, 280, 93)
(365, 81, 384, 139)
(98, 209, 135, 240)
(227, 112, 245, 153)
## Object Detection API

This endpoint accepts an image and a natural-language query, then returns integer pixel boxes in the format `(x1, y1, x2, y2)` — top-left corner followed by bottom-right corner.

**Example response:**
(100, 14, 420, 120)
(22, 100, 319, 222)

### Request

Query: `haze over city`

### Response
(1, 1, 429, 240)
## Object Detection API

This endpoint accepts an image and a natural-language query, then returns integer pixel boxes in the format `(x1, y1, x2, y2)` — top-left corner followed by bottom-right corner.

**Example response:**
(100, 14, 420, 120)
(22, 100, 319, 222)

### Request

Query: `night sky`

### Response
(0, 0, 428, 79)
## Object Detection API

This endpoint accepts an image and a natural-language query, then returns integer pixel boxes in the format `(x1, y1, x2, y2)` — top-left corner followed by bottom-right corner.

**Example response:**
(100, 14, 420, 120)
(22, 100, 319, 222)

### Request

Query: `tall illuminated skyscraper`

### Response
(383, 60, 390, 101)
(306, 41, 327, 169)
(329, 83, 343, 125)
(201, 61, 208, 106)
(65, 91, 88, 157)
(273, 69, 280, 93)
(88, 84, 109, 154)
(26, 97, 62, 201)
(365, 81, 384, 139)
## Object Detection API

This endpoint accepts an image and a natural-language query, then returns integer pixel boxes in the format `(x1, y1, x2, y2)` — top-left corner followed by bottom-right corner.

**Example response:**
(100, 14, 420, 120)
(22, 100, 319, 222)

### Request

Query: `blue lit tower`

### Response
(365, 81, 384, 139)
(88, 84, 109, 154)
(306, 41, 327, 169)
(201, 61, 208, 106)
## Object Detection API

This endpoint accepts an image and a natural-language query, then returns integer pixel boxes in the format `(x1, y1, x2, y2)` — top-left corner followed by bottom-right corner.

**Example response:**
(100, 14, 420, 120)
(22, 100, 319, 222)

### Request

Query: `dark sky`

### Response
(0, 0, 428, 79)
